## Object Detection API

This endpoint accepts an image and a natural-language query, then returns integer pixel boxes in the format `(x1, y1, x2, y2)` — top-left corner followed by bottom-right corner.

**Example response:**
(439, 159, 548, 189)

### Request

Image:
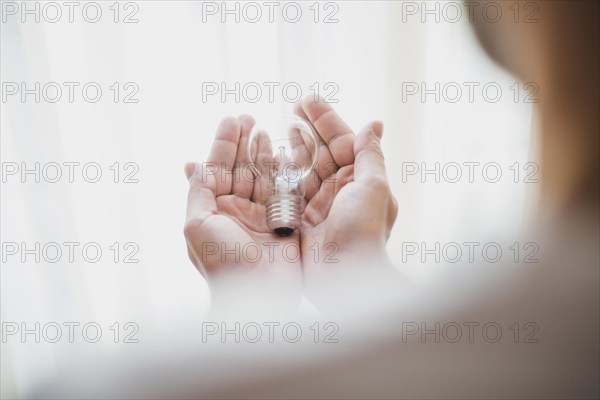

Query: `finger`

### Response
(303, 179, 335, 226)
(287, 118, 322, 200)
(294, 100, 340, 180)
(232, 115, 255, 199)
(184, 162, 217, 224)
(335, 164, 355, 195)
(251, 131, 274, 204)
(303, 164, 353, 226)
(353, 121, 388, 187)
(206, 116, 242, 196)
(184, 162, 224, 277)
(354, 122, 397, 239)
(288, 121, 313, 168)
(294, 102, 337, 199)
(297, 95, 355, 167)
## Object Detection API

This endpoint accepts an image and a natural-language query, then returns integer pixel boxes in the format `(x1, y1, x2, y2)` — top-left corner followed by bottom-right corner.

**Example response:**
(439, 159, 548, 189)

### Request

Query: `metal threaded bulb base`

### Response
(266, 194, 302, 236)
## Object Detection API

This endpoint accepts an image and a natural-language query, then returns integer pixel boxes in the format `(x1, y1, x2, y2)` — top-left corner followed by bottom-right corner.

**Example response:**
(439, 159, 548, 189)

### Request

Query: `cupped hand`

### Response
(294, 97, 400, 312)
(183, 116, 303, 316)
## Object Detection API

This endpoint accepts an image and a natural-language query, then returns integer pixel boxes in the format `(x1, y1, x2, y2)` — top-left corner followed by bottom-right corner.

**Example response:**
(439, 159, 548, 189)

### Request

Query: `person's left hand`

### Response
(293, 98, 400, 313)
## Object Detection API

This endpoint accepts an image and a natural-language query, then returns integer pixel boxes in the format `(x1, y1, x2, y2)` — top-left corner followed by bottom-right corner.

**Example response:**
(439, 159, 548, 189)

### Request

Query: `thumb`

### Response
(353, 121, 388, 185)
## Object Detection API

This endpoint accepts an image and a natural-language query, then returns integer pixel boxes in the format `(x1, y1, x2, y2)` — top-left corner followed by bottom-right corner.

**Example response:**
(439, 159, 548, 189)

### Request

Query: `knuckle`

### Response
(302, 93, 323, 107)
(367, 141, 385, 161)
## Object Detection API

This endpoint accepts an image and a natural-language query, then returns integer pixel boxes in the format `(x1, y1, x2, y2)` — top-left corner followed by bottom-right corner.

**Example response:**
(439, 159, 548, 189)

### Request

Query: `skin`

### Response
(183, 99, 398, 314)
(293, 98, 399, 310)
(185, 0, 598, 314)
(183, 115, 303, 314)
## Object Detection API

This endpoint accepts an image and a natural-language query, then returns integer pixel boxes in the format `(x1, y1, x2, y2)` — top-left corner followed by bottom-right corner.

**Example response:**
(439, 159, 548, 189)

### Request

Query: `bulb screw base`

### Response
(266, 194, 302, 236)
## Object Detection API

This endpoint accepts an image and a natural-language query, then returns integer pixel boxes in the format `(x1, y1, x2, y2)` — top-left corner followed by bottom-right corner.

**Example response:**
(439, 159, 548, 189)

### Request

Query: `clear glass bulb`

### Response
(247, 114, 319, 236)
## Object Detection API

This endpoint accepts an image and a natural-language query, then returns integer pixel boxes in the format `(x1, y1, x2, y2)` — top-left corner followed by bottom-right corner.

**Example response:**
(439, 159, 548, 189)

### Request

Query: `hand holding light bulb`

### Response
(294, 98, 401, 314)
(183, 97, 400, 316)
(183, 115, 303, 316)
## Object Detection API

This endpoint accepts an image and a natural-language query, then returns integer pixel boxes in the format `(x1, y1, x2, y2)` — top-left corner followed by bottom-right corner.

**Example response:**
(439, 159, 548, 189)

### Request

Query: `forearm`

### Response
(207, 265, 303, 320)
(304, 249, 407, 317)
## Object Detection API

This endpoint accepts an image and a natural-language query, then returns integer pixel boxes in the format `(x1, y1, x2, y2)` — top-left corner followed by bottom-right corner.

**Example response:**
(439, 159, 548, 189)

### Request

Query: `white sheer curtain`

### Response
(1, 1, 535, 395)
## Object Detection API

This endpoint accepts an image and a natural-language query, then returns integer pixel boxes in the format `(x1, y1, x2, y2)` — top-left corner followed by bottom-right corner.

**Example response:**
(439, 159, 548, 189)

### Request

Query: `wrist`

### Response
(207, 265, 303, 319)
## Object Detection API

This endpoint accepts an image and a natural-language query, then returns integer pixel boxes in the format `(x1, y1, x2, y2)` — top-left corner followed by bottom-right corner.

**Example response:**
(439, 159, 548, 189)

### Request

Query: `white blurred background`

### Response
(1, 1, 536, 396)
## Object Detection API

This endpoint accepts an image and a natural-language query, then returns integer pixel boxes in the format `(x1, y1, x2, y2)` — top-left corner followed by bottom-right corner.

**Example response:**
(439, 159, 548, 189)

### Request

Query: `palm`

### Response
(211, 194, 300, 269)
(184, 116, 302, 304)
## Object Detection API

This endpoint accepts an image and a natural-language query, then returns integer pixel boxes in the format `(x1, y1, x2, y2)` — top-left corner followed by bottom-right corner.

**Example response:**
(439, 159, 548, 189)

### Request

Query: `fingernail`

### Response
(184, 162, 195, 180)
(372, 121, 384, 139)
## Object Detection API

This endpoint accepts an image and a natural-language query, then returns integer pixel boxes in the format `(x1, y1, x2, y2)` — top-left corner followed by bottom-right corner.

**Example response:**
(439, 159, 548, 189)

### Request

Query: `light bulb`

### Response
(247, 114, 319, 236)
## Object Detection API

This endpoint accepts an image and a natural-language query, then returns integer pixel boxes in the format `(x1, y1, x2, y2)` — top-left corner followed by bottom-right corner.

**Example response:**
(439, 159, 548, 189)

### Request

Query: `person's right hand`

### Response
(295, 98, 400, 312)
(183, 116, 303, 317)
